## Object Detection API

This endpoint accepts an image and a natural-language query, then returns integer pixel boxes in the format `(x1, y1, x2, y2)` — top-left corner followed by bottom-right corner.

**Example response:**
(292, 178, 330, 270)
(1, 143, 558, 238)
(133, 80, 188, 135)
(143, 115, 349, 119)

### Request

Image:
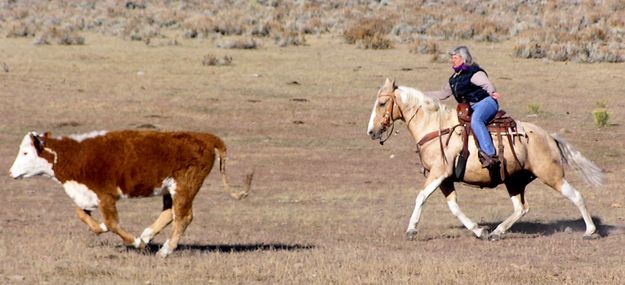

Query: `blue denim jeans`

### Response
(471, 96, 499, 156)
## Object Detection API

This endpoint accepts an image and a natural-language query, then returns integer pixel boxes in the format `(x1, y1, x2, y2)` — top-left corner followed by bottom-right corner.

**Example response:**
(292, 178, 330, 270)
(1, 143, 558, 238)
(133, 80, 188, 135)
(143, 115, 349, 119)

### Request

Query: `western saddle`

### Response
(417, 103, 521, 181)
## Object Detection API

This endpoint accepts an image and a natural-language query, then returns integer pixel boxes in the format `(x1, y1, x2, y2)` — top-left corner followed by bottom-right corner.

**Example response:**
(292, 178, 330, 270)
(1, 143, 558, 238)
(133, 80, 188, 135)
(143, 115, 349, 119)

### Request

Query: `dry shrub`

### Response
(343, 17, 394, 46)
(356, 33, 392, 50)
(274, 31, 306, 47)
(122, 17, 160, 41)
(6, 21, 36, 38)
(216, 37, 259, 49)
(513, 41, 546, 59)
(409, 39, 438, 54)
(1, 0, 623, 63)
(202, 54, 233, 66)
(183, 15, 216, 38)
(34, 26, 85, 46)
(471, 20, 508, 42)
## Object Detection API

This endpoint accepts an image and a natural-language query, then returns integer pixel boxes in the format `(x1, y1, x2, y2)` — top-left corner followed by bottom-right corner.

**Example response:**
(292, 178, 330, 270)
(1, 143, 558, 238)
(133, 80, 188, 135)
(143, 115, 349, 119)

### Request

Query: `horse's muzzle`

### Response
(368, 127, 385, 141)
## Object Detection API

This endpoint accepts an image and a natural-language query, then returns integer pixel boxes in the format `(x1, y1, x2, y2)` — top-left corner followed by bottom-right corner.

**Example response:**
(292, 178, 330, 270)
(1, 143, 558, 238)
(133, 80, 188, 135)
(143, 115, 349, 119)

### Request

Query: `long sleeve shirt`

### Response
(423, 71, 496, 100)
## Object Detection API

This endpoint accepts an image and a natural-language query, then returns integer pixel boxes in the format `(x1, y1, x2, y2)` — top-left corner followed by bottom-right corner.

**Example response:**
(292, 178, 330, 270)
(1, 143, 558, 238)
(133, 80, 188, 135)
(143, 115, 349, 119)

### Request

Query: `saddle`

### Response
(455, 103, 521, 181)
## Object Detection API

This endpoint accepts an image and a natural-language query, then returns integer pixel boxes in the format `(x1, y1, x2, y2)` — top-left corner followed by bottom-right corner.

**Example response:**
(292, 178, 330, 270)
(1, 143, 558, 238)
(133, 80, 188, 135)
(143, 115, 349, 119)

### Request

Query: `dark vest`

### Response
(449, 65, 490, 103)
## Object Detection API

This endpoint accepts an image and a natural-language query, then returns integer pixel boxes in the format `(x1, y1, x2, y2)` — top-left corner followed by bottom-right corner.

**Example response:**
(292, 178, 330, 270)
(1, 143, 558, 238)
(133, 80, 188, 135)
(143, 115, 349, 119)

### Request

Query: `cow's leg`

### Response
(158, 178, 202, 257)
(140, 194, 174, 244)
(439, 180, 488, 239)
(75, 207, 108, 234)
(99, 194, 144, 249)
(406, 176, 446, 240)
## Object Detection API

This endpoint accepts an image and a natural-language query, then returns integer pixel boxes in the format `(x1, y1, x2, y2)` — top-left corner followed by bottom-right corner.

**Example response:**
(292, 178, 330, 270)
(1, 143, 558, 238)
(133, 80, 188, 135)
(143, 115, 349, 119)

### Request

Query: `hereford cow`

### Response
(9, 130, 252, 257)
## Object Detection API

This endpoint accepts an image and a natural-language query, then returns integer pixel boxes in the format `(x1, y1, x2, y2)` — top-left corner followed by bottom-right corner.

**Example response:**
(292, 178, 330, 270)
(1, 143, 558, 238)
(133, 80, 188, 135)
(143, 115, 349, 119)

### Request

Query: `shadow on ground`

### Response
(482, 216, 625, 237)
(138, 243, 315, 255)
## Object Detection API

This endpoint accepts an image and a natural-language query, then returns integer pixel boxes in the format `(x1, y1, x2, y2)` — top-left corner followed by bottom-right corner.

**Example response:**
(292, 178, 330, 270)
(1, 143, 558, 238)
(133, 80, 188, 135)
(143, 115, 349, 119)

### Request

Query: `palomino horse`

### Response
(367, 78, 603, 240)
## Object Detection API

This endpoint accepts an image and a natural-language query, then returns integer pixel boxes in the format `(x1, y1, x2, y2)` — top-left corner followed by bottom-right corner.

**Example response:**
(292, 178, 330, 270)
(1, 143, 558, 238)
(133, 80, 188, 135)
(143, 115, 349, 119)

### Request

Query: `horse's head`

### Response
(367, 78, 403, 143)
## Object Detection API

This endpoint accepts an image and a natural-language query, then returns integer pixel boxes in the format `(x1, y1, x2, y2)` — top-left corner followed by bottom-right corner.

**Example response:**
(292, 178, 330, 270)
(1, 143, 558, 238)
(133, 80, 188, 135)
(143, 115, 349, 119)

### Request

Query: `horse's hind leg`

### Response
(439, 180, 488, 239)
(558, 179, 597, 238)
(538, 168, 597, 238)
(490, 180, 530, 240)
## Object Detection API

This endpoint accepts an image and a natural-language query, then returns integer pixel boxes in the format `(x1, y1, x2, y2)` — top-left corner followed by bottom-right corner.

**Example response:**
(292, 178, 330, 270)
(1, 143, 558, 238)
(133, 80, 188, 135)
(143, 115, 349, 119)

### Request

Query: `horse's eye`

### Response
(23, 152, 28, 156)
(379, 101, 386, 107)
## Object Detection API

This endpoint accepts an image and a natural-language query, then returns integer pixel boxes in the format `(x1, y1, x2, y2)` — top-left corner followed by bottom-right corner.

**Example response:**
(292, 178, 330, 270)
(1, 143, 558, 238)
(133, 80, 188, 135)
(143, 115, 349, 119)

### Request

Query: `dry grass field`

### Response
(1, 28, 625, 284)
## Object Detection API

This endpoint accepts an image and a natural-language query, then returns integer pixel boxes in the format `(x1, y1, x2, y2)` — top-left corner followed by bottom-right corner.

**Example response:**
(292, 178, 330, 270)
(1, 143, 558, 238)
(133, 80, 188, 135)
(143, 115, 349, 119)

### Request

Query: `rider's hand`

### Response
(491, 92, 502, 100)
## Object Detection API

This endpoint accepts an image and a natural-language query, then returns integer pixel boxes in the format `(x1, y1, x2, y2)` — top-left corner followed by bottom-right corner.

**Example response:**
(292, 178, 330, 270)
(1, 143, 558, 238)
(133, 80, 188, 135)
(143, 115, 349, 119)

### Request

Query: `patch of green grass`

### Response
(527, 103, 542, 115)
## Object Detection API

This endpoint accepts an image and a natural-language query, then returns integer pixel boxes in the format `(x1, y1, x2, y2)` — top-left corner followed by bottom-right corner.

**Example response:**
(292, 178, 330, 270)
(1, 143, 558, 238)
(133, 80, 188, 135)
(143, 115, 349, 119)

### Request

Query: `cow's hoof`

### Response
(488, 233, 501, 241)
(157, 241, 172, 257)
(131, 237, 145, 250)
(405, 230, 417, 241)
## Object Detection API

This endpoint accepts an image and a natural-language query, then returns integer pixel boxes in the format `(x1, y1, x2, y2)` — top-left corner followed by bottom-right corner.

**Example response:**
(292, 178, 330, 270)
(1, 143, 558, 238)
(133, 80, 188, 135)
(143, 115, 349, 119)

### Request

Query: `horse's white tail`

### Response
(552, 133, 604, 188)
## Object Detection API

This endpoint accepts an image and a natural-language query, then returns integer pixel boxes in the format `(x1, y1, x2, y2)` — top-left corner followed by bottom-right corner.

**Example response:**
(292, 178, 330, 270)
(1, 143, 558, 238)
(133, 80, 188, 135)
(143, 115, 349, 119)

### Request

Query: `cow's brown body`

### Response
(10, 130, 250, 257)
(46, 131, 221, 198)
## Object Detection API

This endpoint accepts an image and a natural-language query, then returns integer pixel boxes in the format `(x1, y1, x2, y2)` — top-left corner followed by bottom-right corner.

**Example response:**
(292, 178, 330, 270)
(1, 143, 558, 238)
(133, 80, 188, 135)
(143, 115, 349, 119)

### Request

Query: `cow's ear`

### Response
(30, 133, 45, 154)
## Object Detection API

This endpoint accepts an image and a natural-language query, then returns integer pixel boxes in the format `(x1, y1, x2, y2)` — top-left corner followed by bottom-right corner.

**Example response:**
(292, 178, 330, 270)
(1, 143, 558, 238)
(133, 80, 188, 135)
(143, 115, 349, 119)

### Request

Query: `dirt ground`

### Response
(1, 34, 624, 284)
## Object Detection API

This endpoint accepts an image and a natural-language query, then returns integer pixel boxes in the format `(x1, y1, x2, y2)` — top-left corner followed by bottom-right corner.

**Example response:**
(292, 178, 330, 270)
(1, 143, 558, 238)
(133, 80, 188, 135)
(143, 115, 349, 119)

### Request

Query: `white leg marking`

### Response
(492, 195, 526, 236)
(446, 193, 482, 237)
(158, 239, 172, 257)
(99, 223, 109, 232)
(140, 228, 154, 244)
(407, 177, 445, 232)
(561, 180, 596, 236)
(132, 237, 142, 249)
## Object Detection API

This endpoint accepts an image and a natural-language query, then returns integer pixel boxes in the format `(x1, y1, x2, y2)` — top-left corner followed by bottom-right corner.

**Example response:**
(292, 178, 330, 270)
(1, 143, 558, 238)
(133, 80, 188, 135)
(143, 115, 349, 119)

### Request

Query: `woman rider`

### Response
(424, 46, 502, 168)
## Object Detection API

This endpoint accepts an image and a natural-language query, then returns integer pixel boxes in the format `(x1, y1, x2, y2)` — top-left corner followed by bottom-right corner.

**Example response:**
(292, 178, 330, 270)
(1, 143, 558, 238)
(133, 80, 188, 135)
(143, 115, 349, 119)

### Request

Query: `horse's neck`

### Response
(406, 106, 457, 143)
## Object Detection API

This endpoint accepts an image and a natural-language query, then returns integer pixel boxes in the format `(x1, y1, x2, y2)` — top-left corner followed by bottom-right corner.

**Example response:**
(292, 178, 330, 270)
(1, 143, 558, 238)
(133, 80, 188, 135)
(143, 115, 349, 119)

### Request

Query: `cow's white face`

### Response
(9, 132, 55, 179)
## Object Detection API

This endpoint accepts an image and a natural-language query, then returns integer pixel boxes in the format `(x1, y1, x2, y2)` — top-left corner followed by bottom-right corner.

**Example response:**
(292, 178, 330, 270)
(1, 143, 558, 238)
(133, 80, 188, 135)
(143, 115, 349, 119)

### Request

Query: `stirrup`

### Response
(478, 150, 500, 168)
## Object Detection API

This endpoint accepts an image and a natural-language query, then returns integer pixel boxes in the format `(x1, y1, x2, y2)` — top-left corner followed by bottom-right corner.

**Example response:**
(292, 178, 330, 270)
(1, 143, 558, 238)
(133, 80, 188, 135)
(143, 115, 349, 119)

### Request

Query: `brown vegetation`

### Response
(1, 1, 624, 62)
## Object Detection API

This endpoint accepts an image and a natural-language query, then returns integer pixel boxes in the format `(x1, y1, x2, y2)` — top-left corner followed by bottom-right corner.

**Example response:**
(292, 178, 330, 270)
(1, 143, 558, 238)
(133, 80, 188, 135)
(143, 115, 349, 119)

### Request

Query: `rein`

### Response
(416, 124, 462, 166)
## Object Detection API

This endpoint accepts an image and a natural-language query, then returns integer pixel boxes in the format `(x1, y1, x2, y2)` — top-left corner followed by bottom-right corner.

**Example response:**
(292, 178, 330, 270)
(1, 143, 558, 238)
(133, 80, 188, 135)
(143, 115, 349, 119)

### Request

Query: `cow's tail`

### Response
(553, 133, 603, 188)
(215, 139, 253, 200)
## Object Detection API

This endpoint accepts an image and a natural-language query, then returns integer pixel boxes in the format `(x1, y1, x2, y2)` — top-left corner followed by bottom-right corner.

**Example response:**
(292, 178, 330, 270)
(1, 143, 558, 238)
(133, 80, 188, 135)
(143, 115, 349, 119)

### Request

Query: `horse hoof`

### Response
(476, 227, 490, 240)
(406, 230, 417, 241)
(489, 233, 501, 241)
(583, 233, 600, 240)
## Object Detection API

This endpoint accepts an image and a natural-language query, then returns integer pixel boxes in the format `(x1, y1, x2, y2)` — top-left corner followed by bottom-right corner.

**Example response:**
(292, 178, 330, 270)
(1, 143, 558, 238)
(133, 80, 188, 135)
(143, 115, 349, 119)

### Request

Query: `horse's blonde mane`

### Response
(397, 86, 450, 125)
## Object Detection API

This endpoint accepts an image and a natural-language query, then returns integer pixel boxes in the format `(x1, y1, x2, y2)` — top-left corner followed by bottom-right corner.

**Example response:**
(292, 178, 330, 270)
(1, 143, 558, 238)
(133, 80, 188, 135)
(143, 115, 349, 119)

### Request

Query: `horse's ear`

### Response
(384, 78, 391, 87)
(391, 78, 397, 89)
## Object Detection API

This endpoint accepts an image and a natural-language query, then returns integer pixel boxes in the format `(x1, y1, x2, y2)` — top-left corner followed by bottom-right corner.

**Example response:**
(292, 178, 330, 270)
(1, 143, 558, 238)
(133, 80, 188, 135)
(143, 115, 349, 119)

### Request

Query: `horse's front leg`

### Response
(405, 175, 446, 240)
(439, 180, 489, 239)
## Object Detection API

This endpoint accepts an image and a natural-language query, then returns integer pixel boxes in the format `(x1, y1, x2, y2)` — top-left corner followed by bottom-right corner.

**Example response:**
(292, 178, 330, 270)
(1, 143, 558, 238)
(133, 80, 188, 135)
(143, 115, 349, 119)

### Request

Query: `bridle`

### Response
(376, 89, 420, 145)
